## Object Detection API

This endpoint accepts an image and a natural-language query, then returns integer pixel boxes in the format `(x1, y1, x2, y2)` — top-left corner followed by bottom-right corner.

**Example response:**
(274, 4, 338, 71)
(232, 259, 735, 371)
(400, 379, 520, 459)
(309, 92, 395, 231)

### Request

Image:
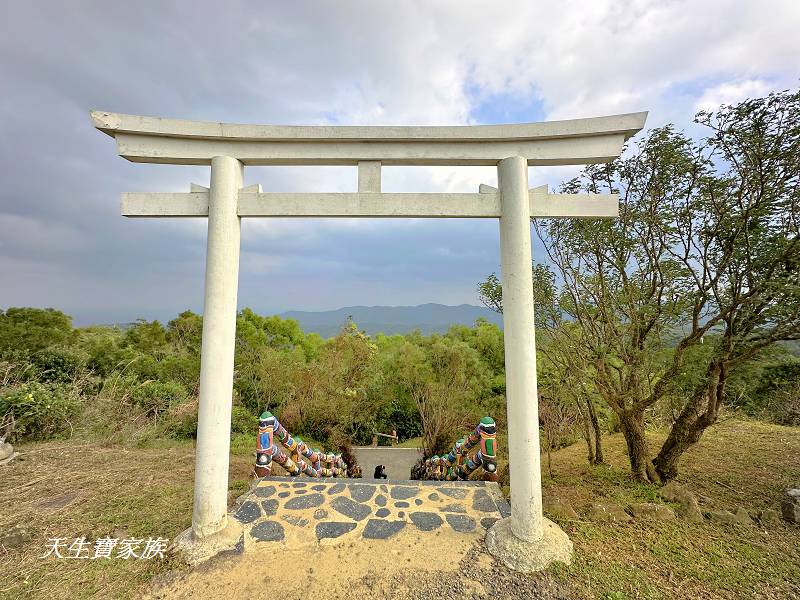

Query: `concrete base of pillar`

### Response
(173, 519, 244, 565)
(485, 517, 573, 573)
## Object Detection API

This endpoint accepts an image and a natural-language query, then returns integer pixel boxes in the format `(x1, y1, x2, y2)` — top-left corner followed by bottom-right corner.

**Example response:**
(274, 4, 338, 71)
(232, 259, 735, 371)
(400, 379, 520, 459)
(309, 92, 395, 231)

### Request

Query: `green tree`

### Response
(123, 319, 168, 355)
(0, 308, 74, 355)
(479, 89, 800, 482)
(652, 90, 800, 479)
(166, 311, 203, 354)
(480, 272, 606, 467)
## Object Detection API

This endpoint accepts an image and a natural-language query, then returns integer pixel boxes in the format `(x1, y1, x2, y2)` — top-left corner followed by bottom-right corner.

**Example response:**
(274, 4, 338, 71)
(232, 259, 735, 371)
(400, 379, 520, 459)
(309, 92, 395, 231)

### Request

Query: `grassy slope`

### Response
(395, 436, 423, 448)
(542, 419, 800, 599)
(0, 419, 797, 599)
(0, 439, 254, 599)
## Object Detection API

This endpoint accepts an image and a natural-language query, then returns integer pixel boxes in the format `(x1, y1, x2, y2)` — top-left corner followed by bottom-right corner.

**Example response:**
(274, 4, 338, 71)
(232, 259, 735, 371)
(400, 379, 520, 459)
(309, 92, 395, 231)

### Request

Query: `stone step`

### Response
(233, 477, 510, 551)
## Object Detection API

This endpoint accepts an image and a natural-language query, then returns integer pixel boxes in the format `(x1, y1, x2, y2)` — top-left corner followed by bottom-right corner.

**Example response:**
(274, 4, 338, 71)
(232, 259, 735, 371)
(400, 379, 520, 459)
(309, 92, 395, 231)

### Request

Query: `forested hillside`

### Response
(1, 305, 797, 469)
(280, 303, 503, 337)
(0, 307, 506, 453)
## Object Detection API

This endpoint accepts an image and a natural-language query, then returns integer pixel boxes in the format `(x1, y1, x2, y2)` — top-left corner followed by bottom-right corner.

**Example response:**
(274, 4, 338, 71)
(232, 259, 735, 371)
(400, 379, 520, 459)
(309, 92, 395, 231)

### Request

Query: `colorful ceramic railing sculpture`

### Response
(254, 411, 348, 478)
(414, 417, 498, 481)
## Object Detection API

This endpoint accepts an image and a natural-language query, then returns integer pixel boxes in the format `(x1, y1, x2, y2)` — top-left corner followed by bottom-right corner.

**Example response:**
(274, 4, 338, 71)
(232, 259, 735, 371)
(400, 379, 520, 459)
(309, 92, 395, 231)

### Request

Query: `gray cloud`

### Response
(1, 1, 799, 325)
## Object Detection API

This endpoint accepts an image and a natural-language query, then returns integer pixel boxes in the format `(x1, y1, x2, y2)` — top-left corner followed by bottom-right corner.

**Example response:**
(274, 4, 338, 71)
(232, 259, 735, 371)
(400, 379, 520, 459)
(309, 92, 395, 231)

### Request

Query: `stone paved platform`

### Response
(232, 477, 510, 551)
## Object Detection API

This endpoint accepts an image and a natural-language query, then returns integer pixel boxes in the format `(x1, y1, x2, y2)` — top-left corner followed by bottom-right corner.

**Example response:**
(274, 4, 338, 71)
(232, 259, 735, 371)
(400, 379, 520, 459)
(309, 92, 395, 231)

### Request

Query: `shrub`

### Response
(382, 396, 422, 441)
(156, 355, 200, 392)
(161, 400, 199, 439)
(32, 347, 86, 383)
(231, 405, 258, 435)
(130, 354, 159, 381)
(726, 353, 800, 424)
(764, 380, 800, 426)
(0, 382, 79, 442)
(123, 319, 168, 354)
(344, 413, 378, 446)
(132, 380, 187, 418)
(0, 356, 36, 385)
(77, 327, 141, 378)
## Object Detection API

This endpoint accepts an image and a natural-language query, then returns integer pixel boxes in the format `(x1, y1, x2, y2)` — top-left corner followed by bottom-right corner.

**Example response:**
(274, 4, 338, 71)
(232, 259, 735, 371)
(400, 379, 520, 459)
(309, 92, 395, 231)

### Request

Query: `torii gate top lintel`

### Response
(91, 110, 647, 166)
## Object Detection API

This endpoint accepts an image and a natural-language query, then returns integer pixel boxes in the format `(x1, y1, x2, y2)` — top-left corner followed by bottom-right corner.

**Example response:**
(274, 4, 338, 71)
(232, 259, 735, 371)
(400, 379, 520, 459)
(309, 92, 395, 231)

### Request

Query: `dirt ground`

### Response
(146, 540, 570, 600)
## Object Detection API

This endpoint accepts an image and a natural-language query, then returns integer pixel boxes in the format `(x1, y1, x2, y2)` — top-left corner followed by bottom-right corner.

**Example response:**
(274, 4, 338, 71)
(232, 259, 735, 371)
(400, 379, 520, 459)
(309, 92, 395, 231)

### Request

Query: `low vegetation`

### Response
(1, 419, 796, 599)
(0, 307, 506, 457)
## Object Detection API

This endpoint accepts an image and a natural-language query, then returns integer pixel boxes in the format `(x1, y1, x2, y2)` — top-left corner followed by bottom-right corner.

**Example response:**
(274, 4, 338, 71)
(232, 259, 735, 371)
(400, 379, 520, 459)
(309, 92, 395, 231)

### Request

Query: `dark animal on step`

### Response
(374, 465, 387, 479)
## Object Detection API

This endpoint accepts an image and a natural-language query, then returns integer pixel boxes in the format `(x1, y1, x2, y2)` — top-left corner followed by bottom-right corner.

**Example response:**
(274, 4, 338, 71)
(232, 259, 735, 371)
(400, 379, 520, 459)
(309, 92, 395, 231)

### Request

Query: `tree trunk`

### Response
(577, 397, 596, 466)
(618, 409, 659, 483)
(652, 417, 705, 482)
(654, 363, 726, 482)
(582, 416, 595, 466)
(587, 397, 604, 464)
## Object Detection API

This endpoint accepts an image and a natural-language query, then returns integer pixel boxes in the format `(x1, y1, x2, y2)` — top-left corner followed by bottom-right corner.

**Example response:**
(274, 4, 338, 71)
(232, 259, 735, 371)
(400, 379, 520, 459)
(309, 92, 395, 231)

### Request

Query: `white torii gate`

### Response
(93, 109, 646, 569)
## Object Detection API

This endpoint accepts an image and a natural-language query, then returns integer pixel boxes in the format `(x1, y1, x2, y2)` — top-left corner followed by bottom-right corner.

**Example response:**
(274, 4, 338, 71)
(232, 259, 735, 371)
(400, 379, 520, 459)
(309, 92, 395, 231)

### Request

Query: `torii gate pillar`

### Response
(497, 156, 542, 540)
(484, 156, 573, 570)
(192, 156, 243, 538)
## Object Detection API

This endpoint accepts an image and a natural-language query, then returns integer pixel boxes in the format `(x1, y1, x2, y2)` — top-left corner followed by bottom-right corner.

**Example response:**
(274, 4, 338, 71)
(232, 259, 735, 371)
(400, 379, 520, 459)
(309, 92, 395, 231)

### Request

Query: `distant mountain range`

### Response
(280, 303, 503, 338)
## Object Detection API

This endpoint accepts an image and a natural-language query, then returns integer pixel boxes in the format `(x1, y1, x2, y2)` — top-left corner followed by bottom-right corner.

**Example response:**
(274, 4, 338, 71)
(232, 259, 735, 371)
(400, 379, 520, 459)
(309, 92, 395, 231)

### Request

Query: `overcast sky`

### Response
(1, 1, 799, 325)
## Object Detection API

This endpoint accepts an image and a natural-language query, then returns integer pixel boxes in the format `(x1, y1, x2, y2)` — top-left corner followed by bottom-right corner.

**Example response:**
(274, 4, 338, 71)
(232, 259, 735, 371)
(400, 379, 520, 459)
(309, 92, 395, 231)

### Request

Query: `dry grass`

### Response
(0, 440, 253, 599)
(0, 418, 797, 599)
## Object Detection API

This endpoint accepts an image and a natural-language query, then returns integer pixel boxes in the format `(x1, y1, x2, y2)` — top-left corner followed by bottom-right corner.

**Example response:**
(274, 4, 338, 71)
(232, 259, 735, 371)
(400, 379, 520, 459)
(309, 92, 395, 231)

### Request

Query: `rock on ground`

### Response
(705, 508, 754, 526)
(587, 503, 632, 522)
(704, 510, 732, 525)
(753, 509, 781, 528)
(781, 487, 800, 524)
(1, 524, 32, 549)
(658, 482, 704, 523)
(543, 497, 579, 520)
(629, 503, 675, 521)
(0, 442, 13, 461)
(0, 442, 17, 466)
(733, 507, 753, 526)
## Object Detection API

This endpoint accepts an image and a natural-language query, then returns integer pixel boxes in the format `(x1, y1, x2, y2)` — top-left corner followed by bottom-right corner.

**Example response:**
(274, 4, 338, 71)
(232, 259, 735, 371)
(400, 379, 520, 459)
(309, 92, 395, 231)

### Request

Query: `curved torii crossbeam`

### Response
(93, 109, 647, 566)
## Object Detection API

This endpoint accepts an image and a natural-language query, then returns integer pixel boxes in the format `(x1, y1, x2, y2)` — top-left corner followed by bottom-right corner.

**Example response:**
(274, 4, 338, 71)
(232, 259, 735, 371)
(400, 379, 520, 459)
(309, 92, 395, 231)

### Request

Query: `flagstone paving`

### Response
(232, 477, 509, 550)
